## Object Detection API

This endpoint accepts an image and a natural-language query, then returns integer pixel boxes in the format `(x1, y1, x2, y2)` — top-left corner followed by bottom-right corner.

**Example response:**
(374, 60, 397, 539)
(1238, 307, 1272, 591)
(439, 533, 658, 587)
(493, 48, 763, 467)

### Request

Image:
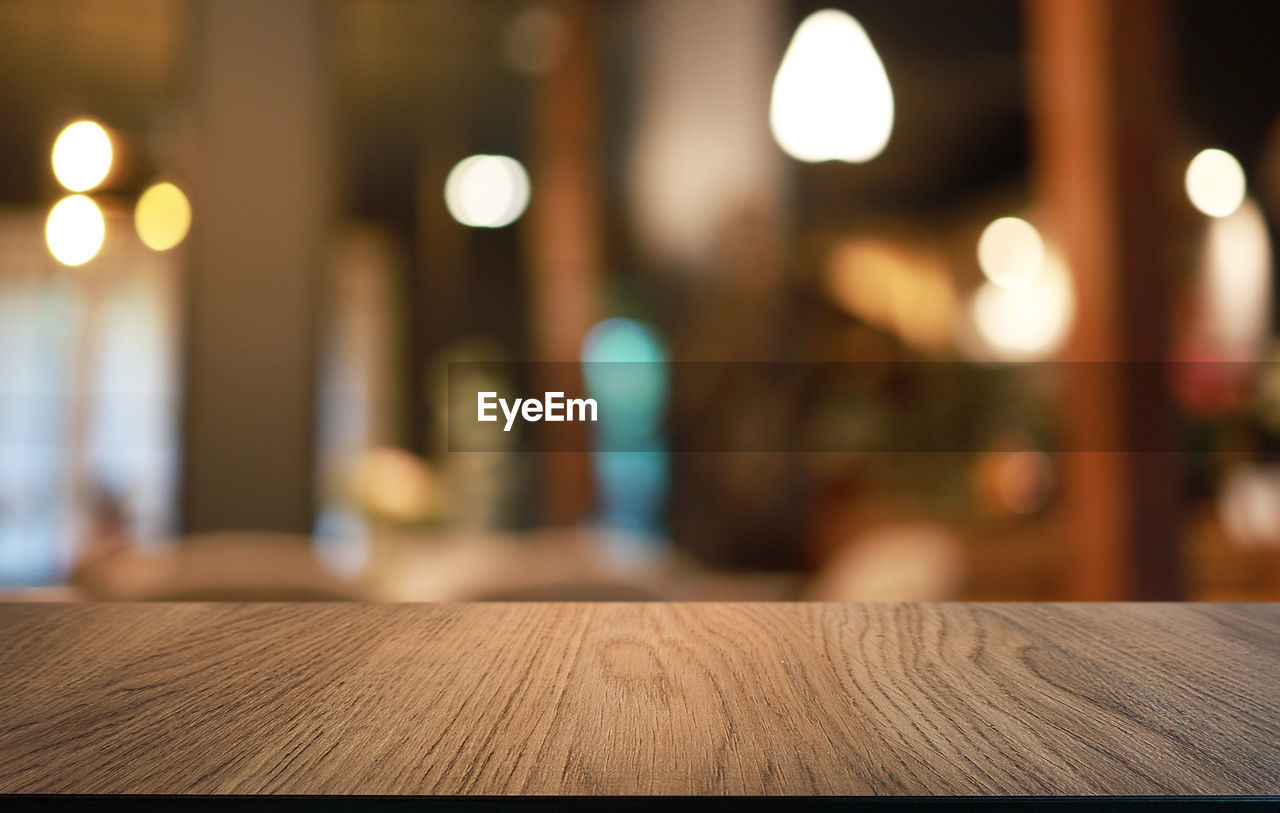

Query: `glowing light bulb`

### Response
(46, 195, 106, 266)
(135, 182, 191, 251)
(977, 217, 1044, 290)
(769, 9, 894, 163)
(1185, 148, 1245, 218)
(444, 155, 531, 228)
(52, 121, 113, 192)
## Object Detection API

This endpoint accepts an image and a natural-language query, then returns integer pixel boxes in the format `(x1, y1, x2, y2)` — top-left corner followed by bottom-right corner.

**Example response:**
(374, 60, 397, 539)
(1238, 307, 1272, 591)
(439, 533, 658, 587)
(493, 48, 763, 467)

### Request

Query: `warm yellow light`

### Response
(769, 9, 894, 163)
(46, 195, 106, 266)
(444, 155, 531, 228)
(135, 182, 191, 251)
(972, 251, 1074, 361)
(51, 120, 113, 192)
(1185, 148, 1245, 218)
(349, 448, 438, 524)
(977, 217, 1044, 290)
(826, 237, 957, 351)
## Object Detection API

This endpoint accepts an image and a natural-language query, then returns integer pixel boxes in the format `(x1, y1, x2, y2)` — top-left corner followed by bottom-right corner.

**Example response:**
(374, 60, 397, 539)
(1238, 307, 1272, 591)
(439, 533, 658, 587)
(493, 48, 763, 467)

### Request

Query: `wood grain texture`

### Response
(0, 603, 1278, 796)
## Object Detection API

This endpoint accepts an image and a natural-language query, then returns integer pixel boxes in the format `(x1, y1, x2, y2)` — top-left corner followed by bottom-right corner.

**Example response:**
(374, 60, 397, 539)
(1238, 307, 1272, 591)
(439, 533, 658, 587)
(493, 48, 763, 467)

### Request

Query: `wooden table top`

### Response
(1, 602, 1278, 797)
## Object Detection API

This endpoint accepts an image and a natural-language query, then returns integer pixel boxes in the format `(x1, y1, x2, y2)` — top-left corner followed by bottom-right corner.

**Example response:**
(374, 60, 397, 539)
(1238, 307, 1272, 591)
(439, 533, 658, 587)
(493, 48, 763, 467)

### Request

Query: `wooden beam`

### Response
(524, 0, 601, 525)
(1026, 0, 1183, 598)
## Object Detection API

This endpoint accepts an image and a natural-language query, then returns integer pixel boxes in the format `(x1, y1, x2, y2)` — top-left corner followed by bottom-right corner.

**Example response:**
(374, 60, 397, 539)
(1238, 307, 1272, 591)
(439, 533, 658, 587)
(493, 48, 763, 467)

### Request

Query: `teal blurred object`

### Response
(581, 318, 669, 539)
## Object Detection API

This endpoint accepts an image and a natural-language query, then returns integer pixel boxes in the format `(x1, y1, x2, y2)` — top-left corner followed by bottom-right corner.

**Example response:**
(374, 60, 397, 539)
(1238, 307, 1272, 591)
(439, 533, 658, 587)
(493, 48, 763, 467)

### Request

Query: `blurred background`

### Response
(2, 0, 1280, 602)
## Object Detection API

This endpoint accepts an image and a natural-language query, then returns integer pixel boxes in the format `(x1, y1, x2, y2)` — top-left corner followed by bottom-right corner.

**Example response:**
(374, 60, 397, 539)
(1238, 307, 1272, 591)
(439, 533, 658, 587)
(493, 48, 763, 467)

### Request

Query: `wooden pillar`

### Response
(180, 0, 332, 534)
(525, 0, 601, 525)
(1027, 0, 1183, 598)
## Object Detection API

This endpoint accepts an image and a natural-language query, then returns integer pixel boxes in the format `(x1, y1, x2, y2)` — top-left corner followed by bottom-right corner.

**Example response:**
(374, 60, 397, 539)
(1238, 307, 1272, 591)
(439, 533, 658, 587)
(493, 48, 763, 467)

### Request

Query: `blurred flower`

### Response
(1170, 340, 1251, 417)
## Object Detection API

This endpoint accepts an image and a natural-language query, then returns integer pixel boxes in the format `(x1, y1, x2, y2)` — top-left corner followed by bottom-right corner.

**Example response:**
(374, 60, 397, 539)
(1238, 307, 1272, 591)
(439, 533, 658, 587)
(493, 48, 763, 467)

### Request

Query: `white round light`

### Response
(52, 121, 113, 192)
(977, 217, 1044, 290)
(444, 155, 531, 228)
(46, 195, 106, 266)
(1185, 148, 1246, 218)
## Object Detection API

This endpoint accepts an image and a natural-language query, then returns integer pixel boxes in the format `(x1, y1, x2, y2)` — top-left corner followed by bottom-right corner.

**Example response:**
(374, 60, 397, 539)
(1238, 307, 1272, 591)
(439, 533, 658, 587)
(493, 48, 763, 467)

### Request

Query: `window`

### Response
(0, 210, 179, 585)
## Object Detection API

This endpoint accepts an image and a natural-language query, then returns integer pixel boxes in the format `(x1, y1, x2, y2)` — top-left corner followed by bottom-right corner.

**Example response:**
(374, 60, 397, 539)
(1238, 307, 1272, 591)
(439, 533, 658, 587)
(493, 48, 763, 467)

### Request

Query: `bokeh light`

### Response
(443, 155, 531, 228)
(1185, 148, 1246, 218)
(971, 250, 1074, 361)
(977, 217, 1044, 290)
(1199, 198, 1271, 359)
(51, 120, 113, 193)
(45, 194, 106, 267)
(348, 447, 438, 525)
(826, 237, 957, 351)
(134, 182, 192, 251)
(769, 9, 893, 163)
(1219, 464, 1280, 550)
